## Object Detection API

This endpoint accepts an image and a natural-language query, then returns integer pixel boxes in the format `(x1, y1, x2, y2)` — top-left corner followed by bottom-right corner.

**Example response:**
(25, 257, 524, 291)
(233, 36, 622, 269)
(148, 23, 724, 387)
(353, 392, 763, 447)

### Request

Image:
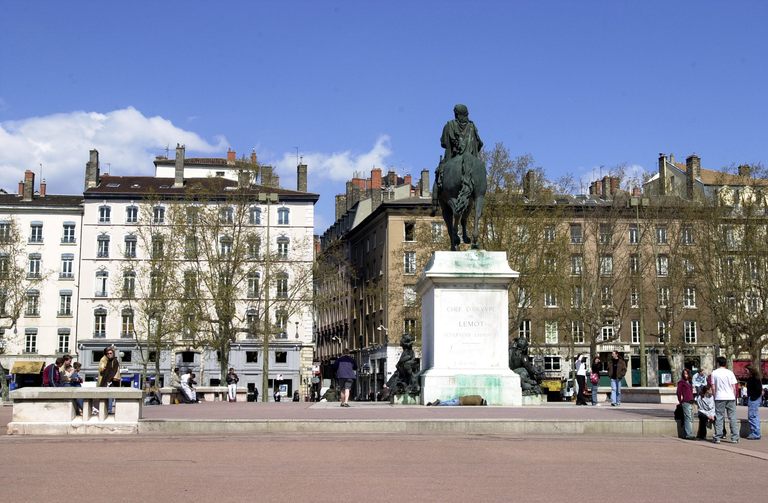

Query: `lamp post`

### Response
(259, 192, 278, 402)
(631, 196, 648, 387)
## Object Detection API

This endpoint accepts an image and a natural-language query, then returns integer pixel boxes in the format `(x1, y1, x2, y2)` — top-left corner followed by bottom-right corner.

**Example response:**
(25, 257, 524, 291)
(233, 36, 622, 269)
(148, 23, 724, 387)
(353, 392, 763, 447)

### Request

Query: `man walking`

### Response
(608, 351, 626, 407)
(711, 356, 739, 444)
(333, 348, 357, 408)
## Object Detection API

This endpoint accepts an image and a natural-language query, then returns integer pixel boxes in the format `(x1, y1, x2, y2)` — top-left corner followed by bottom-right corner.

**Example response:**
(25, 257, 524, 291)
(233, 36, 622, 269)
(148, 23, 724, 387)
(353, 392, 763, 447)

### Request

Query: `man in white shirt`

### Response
(710, 356, 740, 444)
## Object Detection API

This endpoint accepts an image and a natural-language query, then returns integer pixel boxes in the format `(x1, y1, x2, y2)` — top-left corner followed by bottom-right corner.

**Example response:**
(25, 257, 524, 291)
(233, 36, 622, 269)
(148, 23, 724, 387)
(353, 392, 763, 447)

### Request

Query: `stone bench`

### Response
(159, 386, 247, 404)
(8, 387, 143, 435)
(618, 387, 677, 404)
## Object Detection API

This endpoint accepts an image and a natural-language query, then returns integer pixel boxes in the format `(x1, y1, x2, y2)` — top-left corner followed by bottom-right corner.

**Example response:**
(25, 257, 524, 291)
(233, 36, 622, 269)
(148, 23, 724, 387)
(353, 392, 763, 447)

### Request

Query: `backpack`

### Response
(590, 372, 599, 385)
(42, 364, 54, 386)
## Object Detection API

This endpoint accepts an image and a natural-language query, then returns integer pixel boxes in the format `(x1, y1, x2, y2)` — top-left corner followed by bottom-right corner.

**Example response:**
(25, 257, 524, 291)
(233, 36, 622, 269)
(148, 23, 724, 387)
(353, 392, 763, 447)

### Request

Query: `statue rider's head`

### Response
(453, 104, 469, 122)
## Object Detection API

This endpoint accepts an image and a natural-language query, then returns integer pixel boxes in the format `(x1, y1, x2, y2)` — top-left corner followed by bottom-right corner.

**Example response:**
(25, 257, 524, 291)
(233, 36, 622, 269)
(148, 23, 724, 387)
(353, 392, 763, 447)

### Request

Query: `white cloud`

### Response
(272, 134, 393, 183)
(0, 107, 228, 195)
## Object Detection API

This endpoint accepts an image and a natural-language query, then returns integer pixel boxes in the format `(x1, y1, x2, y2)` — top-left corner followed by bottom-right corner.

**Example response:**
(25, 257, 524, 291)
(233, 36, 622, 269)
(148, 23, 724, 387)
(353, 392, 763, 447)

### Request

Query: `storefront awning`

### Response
(10, 361, 45, 374)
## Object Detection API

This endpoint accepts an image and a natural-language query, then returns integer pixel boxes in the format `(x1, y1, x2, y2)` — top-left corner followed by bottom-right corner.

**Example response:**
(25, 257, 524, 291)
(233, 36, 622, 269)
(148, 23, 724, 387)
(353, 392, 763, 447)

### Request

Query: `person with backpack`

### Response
(42, 357, 64, 387)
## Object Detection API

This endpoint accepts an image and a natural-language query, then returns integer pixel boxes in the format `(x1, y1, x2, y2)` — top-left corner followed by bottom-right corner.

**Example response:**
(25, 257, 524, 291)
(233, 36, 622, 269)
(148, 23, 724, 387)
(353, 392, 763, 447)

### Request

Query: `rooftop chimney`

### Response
(370, 168, 382, 190)
(335, 194, 347, 220)
(420, 169, 430, 198)
(23, 170, 35, 201)
(40, 179, 47, 198)
(261, 166, 273, 187)
(685, 154, 700, 200)
(404, 174, 412, 188)
(84, 149, 100, 191)
(227, 149, 236, 165)
(658, 153, 667, 196)
(174, 144, 185, 188)
(297, 163, 308, 192)
(18, 180, 24, 196)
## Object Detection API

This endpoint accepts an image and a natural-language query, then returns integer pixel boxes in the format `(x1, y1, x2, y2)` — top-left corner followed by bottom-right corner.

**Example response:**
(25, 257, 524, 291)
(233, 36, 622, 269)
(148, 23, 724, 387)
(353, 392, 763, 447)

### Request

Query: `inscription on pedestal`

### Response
(435, 290, 501, 368)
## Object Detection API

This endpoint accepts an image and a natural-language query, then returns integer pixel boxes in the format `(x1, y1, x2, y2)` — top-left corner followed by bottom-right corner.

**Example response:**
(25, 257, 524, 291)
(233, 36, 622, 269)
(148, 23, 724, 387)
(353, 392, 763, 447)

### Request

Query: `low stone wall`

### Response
(8, 388, 143, 435)
(159, 386, 247, 404)
(619, 387, 677, 404)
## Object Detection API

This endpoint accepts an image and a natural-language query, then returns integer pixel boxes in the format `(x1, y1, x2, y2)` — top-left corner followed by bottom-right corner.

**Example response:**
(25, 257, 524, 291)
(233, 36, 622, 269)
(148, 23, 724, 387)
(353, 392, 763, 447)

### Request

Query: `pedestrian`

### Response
(676, 368, 695, 440)
(745, 366, 762, 440)
(692, 368, 707, 396)
(180, 368, 198, 403)
(590, 355, 601, 406)
(273, 388, 281, 402)
(608, 351, 627, 406)
(696, 385, 715, 440)
(292, 390, 300, 402)
(226, 368, 239, 402)
(253, 387, 259, 403)
(574, 354, 588, 406)
(333, 348, 357, 408)
(711, 356, 739, 444)
(70, 362, 84, 415)
(42, 357, 64, 387)
(58, 355, 73, 385)
(97, 347, 120, 414)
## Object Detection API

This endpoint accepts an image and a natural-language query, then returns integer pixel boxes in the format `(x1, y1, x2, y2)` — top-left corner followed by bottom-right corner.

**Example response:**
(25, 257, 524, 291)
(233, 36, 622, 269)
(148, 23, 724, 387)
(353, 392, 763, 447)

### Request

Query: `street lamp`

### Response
(630, 195, 648, 387)
(259, 192, 278, 402)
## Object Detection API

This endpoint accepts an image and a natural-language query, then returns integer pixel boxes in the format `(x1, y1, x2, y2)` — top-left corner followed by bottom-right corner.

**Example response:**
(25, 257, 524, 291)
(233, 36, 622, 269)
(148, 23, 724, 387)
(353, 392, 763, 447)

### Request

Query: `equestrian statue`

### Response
(432, 104, 487, 251)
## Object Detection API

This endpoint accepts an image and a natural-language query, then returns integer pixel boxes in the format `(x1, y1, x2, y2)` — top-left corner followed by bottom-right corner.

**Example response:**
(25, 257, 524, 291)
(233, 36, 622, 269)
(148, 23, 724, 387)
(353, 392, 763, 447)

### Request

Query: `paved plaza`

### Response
(1, 402, 766, 502)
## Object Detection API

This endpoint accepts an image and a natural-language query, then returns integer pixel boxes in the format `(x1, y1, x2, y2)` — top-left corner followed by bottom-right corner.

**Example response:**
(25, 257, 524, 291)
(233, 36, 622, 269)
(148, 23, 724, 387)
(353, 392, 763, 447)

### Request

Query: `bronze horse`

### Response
(436, 154, 487, 251)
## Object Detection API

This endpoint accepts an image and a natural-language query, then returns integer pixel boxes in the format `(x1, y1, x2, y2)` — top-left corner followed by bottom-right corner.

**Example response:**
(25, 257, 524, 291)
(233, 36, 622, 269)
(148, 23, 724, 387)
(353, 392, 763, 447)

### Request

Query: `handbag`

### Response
(590, 372, 599, 385)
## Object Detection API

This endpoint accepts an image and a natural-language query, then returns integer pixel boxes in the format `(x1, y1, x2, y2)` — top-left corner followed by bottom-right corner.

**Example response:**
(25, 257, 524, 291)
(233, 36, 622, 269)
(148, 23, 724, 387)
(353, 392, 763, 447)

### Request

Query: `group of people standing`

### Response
(677, 356, 762, 442)
(574, 351, 627, 406)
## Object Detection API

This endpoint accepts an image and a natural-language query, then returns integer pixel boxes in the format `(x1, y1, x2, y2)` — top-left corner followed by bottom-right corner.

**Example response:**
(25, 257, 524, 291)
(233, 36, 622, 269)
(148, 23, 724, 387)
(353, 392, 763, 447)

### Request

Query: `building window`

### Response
(543, 356, 561, 372)
(246, 309, 259, 338)
(656, 254, 669, 276)
(97, 235, 110, 258)
(599, 255, 613, 276)
(628, 224, 639, 245)
(150, 271, 164, 297)
(601, 286, 613, 307)
(60, 254, 74, 279)
(246, 351, 259, 362)
(519, 319, 531, 339)
(630, 286, 640, 308)
(544, 225, 556, 243)
(121, 308, 135, 338)
(599, 223, 612, 245)
(151, 235, 164, 259)
(57, 329, 70, 353)
(746, 293, 761, 314)
(183, 270, 197, 298)
(631, 320, 640, 344)
(277, 207, 290, 225)
(0, 222, 11, 243)
(570, 224, 583, 244)
(545, 321, 558, 344)
(249, 207, 261, 225)
(0, 253, 8, 279)
(277, 237, 289, 259)
(543, 255, 557, 274)
(571, 286, 583, 308)
(601, 320, 615, 342)
(275, 310, 288, 338)
(658, 286, 670, 308)
(404, 251, 416, 274)
(275, 272, 288, 298)
(98, 205, 111, 224)
(683, 257, 695, 275)
(247, 271, 260, 298)
(571, 320, 584, 344)
(122, 270, 136, 298)
(403, 286, 417, 307)
(29, 223, 43, 243)
(186, 207, 199, 225)
(25, 290, 40, 316)
(28, 253, 41, 278)
(275, 351, 288, 364)
(123, 235, 137, 258)
(24, 329, 37, 353)
(684, 320, 697, 344)
(94, 308, 107, 337)
(431, 222, 443, 242)
(126, 205, 138, 224)
(59, 291, 72, 316)
(152, 206, 166, 224)
(656, 225, 668, 244)
(247, 237, 260, 259)
(570, 254, 583, 276)
(219, 236, 232, 257)
(658, 321, 667, 343)
(544, 291, 558, 308)
(95, 270, 108, 297)
(185, 235, 197, 259)
(684, 286, 696, 308)
(404, 222, 415, 242)
(62, 223, 76, 244)
(629, 254, 640, 275)
(404, 318, 417, 335)
(518, 287, 530, 308)
(681, 225, 694, 245)
(219, 207, 234, 224)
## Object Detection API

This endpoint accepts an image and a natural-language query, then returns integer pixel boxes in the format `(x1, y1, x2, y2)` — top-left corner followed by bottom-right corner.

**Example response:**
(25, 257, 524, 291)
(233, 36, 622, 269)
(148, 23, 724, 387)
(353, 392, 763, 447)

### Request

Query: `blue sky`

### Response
(1, 1, 767, 232)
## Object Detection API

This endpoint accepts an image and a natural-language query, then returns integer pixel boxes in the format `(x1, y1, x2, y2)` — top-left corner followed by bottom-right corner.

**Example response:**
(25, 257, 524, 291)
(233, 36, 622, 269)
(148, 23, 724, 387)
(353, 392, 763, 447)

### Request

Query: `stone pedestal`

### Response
(418, 250, 522, 406)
